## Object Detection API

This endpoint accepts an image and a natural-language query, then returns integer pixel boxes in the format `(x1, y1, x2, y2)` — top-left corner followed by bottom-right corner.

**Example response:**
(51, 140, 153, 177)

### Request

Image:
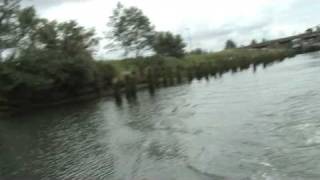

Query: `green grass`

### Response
(0, 48, 295, 109)
(104, 48, 294, 84)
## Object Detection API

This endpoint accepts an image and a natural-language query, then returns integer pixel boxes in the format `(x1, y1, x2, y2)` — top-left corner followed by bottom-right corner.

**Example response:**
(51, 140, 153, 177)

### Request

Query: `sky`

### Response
(22, 0, 320, 58)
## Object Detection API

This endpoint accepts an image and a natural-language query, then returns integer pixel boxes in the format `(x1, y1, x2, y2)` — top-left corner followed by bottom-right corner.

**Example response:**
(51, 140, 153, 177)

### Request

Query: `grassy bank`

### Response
(0, 48, 294, 110)
(0, 1, 298, 112)
(108, 48, 294, 84)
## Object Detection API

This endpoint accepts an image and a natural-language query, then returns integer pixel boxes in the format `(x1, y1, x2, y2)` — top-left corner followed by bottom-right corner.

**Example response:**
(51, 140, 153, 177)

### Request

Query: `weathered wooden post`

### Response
(153, 66, 161, 88)
(124, 73, 137, 99)
(113, 79, 122, 104)
(231, 66, 238, 74)
(167, 68, 174, 86)
(147, 68, 155, 94)
(187, 67, 194, 83)
(161, 67, 168, 87)
(176, 66, 183, 84)
(195, 65, 202, 80)
(204, 63, 210, 81)
(253, 63, 257, 73)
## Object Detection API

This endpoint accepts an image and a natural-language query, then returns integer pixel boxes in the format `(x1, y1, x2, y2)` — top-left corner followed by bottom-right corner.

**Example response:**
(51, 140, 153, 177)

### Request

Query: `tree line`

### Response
(0, 0, 293, 107)
(0, 0, 188, 105)
(107, 2, 186, 58)
(0, 0, 267, 61)
(1, 1, 187, 60)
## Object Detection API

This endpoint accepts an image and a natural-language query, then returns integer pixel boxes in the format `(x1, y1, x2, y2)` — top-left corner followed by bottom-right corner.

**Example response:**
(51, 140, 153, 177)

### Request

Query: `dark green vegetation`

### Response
(106, 2, 186, 58)
(0, 47, 293, 110)
(225, 39, 237, 49)
(0, 1, 111, 108)
(152, 32, 186, 58)
(0, 1, 296, 110)
(109, 48, 293, 89)
(107, 2, 155, 57)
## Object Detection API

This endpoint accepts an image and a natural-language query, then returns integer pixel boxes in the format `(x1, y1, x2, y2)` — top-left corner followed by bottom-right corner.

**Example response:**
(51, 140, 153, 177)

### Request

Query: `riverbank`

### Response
(2, 52, 320, 179)
(0, 48, 295, 112)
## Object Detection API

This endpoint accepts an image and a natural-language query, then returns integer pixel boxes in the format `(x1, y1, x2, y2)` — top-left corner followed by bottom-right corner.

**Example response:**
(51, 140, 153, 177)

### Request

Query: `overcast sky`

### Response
(22, 0, 320, 58)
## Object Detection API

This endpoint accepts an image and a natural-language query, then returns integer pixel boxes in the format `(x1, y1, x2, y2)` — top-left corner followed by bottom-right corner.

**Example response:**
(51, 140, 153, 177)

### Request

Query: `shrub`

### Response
(152, 32, 186, 58)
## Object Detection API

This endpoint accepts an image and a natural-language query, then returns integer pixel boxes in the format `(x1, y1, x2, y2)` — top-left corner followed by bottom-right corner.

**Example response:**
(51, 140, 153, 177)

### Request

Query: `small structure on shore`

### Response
(244, 27, 320, 53)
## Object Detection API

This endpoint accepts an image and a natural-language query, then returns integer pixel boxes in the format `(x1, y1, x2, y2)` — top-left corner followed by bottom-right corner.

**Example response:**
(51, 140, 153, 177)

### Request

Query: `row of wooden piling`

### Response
(111, 54, 291, 101)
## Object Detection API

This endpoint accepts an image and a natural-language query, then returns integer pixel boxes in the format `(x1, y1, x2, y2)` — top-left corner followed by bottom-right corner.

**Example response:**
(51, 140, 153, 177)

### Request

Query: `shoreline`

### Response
(0, 48, 297, 113)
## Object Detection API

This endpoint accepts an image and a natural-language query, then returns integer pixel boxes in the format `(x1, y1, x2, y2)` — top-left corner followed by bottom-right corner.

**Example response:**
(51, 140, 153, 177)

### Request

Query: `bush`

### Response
(152, 32, 186, 58)
(225, 39, 237, 49)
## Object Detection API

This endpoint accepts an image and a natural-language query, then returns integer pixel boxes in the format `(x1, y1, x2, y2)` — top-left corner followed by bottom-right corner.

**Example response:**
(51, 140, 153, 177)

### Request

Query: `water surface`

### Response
(1, 53, 320, 180)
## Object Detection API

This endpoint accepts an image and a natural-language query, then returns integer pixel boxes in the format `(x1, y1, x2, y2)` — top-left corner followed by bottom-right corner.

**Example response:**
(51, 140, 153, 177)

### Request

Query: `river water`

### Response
(1, 52, 320, 180)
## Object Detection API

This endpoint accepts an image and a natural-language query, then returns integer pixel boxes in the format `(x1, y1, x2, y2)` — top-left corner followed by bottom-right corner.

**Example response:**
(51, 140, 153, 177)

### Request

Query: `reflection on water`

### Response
(1, 52, 320, 179)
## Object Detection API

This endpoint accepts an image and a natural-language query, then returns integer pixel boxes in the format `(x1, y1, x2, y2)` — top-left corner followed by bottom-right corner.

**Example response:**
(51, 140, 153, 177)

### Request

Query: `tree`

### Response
(251, 39, 257, 46)
(58, 21, 98, 57)
(13, 6, 42, 58)
(38, 20, 98, 57)
(306, 28, 313, 34)
(0, 1, 117, 103)
(0, 0, 20, 60)
(3, 19, 100, 96)
(9, 10, 99, 92)
(0, 0, 40, 60)
(189, 48, 207, 55)
(225, 39, 237, 49)
(152, 31, 186, 58)
(107, 3, 155, 57)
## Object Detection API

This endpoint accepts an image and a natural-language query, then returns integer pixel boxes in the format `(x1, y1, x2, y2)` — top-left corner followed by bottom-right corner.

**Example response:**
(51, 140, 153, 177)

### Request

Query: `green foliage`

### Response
(189, 48, 207, 55)
(0, 0, 20, 60)
(106, 2, 188, 59)
(15, 7, 41, 54)
(95, 61, 117, 87)
(107, 2, 155, 57)
(107, 48, 292, 86)
(251, 39, 257, 46)
(0, 0, 296, 108)
(0, 47, 117, 101)
(225, 39, 237, 49)
(33, 20, 98, 57)
(0, 3, 116, 104)
(152, 31, 186, 58)
(306, 28, 313, 34)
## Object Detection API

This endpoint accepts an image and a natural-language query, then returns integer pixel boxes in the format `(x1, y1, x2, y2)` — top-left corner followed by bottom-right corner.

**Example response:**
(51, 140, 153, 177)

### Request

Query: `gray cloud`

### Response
(192, 20, 272, 41)
(186, 18, 274, 50)
(22, 0, 89, 9)
(20, 0, 320, 57)
(188, 0, 320, 50)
